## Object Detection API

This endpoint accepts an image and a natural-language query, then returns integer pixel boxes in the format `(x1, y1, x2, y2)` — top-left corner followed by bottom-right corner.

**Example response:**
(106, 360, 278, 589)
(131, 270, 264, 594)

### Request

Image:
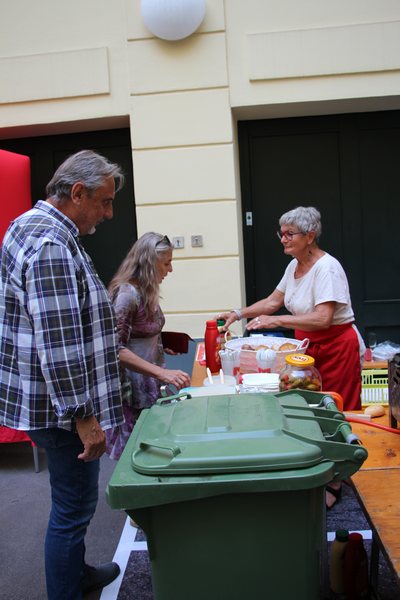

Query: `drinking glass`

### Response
(368, 332, 377, 350)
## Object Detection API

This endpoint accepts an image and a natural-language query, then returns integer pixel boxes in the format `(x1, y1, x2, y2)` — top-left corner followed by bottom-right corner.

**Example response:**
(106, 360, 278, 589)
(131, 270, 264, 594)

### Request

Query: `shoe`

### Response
(81, 562, 120, 595)
(326, 484, 342, 509)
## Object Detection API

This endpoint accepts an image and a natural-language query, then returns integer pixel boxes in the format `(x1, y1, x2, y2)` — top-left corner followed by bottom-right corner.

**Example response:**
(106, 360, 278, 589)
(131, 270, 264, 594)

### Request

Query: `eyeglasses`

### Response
(276, 230, 304, 241)
(156, 235, 171, 247)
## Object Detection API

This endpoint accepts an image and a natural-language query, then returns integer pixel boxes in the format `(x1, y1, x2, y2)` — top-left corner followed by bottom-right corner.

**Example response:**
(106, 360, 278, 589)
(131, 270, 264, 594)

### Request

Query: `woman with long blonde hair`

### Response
(106, 232, 190, 459)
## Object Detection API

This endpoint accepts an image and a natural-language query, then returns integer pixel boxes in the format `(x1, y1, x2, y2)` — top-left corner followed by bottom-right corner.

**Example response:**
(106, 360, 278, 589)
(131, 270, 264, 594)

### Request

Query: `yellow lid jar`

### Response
(279, 354, 322, 392)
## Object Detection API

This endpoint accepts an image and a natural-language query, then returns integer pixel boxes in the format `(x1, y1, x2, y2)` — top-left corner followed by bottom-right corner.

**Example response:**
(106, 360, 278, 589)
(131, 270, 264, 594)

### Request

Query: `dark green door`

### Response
(0, 128, 136, 286)
(238, 111, 400, 343)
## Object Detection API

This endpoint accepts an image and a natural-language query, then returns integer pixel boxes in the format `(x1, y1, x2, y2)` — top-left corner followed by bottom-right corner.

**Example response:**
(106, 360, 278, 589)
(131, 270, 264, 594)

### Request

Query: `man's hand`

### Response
(75, 415, 106, 461)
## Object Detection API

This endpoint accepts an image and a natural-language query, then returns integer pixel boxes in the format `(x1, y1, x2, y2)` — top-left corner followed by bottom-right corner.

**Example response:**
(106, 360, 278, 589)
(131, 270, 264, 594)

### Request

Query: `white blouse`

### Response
(276, 253, 354, 325)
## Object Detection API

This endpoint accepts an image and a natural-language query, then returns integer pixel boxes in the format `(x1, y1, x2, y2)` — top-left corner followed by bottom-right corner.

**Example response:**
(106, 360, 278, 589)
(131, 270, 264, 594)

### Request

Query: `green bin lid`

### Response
(131, 393, 325, 475)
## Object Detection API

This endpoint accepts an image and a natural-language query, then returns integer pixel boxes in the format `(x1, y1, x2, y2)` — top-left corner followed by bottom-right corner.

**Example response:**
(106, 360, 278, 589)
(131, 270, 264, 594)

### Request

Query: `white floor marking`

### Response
(100, 517, 148, 600)
(327, 529, 372, 541)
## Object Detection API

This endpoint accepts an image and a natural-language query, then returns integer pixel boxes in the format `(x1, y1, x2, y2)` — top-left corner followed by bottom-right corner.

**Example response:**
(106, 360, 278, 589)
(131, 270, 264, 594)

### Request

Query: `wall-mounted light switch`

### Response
(191, 235, 203, 247)
(172, 236, 184, 249)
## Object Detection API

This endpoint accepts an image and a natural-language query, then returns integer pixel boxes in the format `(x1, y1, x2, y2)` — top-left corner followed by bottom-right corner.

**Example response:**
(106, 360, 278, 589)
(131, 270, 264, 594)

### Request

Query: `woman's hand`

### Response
(119, 348, 190, 388)
(215, 311, 238, 329)
(164, 347, 178, 355)
(246, 302, 336, 332)
(159, 368, 191, 390)
(246, 315, 281, 331)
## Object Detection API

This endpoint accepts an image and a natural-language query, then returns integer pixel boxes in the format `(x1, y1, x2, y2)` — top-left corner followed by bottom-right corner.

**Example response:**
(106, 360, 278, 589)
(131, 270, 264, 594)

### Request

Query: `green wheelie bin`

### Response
(107, 390, 367, 600)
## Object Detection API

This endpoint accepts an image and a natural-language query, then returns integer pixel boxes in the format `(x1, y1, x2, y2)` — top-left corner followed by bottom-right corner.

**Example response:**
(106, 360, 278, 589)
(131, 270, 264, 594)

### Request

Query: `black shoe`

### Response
(326, 484, 342, 510)
(81, 562, 120, 595)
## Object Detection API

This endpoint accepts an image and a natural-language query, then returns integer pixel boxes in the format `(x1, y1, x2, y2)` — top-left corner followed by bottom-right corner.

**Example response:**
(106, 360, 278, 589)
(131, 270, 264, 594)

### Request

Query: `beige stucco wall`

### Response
(125, 1, 243, 338)
(0, 0, 130, 134)
(225, 0, 400, 119)
(2, 0, 400, 338)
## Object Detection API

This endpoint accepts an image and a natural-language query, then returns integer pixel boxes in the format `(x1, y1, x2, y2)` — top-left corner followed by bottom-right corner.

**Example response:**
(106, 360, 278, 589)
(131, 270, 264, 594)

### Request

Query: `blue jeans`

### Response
(29, 428, 100, 600)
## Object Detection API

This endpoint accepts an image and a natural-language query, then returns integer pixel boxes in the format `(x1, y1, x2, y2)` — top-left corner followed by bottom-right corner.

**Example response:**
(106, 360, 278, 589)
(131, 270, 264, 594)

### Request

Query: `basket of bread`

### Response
(225, 335, 309, 374)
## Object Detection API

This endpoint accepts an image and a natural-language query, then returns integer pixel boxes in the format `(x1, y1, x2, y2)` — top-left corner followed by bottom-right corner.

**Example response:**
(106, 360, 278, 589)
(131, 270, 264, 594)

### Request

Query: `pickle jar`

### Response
(279, 354, 322, 392)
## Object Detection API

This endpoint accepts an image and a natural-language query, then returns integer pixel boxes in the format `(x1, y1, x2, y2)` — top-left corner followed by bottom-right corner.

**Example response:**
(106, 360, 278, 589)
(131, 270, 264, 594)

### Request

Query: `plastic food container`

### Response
(225, 335, 309, 373)
(279, 354, 322, 392)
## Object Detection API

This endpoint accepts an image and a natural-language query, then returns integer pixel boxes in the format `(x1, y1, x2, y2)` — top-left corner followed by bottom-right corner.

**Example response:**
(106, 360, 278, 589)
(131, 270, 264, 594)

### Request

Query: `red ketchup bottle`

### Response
(204, 319, 222, 374)
(343, 532, 369, 599)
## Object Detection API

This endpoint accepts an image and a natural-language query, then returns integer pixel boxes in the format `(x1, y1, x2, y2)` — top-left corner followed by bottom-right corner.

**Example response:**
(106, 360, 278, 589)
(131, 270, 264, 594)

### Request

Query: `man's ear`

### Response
(71, 182, 85, 205)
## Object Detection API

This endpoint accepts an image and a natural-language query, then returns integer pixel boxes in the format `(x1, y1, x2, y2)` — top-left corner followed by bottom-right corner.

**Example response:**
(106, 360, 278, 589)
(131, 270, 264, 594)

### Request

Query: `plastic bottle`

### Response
(343, 532, 370, 599)
(329, 529, 349, 594)
(204, 320, 222, 374)
(216, 318, 231, 352)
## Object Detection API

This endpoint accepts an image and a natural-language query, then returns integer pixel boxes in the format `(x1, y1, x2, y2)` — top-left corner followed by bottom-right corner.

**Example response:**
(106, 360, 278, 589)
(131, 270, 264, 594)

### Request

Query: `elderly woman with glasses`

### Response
(221, 206, 364, 507)
(222, 205, 363, 409)
(105, 232, 190, 459)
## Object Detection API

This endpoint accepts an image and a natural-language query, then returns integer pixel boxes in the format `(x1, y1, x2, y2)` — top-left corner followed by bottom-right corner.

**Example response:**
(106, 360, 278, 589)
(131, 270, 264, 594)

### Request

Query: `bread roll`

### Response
(364, 404, 386, 417)
(279, 342, 297, 351)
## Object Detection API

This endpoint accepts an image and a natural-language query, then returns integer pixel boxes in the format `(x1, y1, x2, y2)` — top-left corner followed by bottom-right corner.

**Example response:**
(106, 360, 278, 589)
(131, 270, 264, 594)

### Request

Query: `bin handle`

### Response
(139, 439, 181, 457)
(156, 390, 190, 405)
(336, 421, 362, 446)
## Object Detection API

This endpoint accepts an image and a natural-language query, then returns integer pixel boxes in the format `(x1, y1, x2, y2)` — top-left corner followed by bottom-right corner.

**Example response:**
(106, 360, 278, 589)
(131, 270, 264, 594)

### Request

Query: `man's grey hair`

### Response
(279, 206, 322, 240)
(46, 149, 125, 204)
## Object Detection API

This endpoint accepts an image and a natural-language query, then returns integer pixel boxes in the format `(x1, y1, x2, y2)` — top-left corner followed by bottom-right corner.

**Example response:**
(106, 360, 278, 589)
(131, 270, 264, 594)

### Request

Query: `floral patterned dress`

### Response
(105, 283, 165, 459)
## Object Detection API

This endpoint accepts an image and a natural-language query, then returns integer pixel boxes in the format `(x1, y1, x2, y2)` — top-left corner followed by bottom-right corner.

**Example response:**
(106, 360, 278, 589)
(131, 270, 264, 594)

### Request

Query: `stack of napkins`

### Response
(239, 372, 280, 394)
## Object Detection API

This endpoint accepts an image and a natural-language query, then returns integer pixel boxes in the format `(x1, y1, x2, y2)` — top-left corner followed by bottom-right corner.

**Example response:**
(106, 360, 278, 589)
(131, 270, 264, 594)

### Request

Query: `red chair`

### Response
(0, 148, 32, 241)
(0, 427, 39, 472)
(0, 150, 38, 470)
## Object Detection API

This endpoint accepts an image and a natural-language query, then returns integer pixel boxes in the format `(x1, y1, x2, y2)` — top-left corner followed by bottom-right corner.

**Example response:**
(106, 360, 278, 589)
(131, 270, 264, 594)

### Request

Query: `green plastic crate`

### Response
(361, 369, 388, 405)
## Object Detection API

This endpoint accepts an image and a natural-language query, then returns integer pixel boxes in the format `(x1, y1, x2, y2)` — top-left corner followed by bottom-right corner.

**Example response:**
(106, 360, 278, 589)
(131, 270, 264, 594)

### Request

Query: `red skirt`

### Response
(295, 323, 361, 410)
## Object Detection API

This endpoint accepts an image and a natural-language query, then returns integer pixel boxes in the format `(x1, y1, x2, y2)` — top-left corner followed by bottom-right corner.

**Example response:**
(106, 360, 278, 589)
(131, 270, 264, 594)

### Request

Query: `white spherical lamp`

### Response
(141, 0, 206, 41)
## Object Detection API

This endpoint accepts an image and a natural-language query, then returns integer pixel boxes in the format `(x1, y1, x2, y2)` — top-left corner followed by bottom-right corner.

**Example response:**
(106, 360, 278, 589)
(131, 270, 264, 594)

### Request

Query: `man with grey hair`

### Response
(0, 150, 126, 599)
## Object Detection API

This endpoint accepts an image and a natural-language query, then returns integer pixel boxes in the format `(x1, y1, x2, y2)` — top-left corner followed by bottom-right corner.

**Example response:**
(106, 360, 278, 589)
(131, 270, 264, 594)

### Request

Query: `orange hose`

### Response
(346, 416, 400, 435)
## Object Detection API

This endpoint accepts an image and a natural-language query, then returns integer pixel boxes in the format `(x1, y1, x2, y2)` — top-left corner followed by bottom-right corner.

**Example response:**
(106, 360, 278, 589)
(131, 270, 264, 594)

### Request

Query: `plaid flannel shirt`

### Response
(0, 200, 123, 431)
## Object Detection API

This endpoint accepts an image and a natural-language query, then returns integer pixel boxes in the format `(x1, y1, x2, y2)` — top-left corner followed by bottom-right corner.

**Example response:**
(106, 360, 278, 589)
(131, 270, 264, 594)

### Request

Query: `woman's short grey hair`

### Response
(46, 149, 125, 204)
(279, 206, 322, 240)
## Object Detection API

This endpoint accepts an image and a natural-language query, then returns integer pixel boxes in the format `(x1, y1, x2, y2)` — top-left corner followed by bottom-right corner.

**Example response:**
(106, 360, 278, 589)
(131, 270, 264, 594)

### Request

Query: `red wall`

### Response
(0, 149, 32, 242)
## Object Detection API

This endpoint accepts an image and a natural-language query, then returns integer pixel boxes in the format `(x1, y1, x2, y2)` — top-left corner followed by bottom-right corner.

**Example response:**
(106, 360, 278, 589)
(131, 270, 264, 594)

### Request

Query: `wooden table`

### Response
(349, 415, 400, 593)
(191, 354, 208, 387)
(191, 353, 400, 595)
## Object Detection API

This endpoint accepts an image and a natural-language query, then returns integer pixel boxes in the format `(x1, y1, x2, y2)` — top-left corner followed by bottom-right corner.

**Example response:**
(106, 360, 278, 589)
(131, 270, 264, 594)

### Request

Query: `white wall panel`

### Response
(248, 21, 400, 81)
(0, 48, 109, 104)
(128, 33, 228, 94)
(133, 145, 236, 203)
(130, 89, 232, 149)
